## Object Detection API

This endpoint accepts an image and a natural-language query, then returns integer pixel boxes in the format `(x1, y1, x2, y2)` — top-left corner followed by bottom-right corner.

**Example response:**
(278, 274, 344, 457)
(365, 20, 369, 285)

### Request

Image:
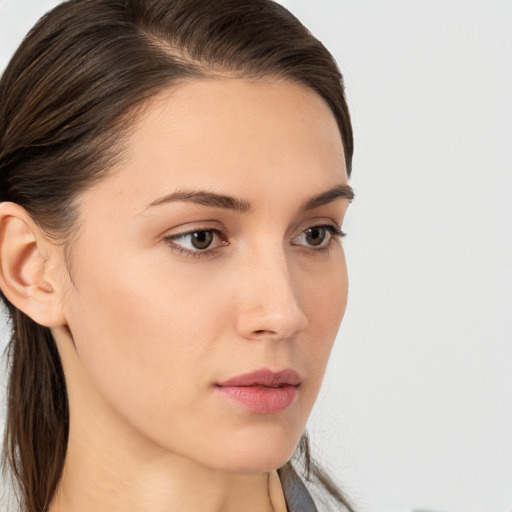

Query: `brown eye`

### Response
(166, 229, 225, 255)
(190, 231, 214, 250)
(305, 226, 327, 246)
(292, 224, 344, 250)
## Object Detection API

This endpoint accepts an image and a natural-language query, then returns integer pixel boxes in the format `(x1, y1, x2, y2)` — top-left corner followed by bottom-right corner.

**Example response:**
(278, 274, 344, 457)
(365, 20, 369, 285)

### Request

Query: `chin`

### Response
(214, 451, 296, 474)
(198, 427, 302, 474)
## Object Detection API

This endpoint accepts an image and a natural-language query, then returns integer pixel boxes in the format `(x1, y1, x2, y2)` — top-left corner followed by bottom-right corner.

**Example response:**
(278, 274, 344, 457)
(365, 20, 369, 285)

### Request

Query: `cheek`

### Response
(63, 251, 229, 430)
(293, 252, 348, 398)
(301, 252, 348, 347)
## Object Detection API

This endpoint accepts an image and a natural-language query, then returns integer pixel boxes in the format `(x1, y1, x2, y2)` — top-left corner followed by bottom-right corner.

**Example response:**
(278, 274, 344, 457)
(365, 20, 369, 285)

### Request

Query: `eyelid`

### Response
(166, 228, 224, 243)
(162, 220, 224, 237)
(292, 217, 345, 238)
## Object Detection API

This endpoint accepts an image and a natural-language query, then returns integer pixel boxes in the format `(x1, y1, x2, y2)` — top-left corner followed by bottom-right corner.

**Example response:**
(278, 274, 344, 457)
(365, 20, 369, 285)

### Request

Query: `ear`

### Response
(0, 202, 67, 327)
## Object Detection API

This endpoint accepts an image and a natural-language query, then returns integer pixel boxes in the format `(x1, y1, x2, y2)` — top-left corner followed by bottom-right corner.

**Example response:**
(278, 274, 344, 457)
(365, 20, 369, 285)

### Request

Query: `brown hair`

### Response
(0, 1, 354, 510)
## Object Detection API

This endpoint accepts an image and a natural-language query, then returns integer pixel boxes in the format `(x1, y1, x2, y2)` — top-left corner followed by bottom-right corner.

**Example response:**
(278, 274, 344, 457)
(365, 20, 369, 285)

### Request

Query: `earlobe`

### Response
(0, 202, 66, 327)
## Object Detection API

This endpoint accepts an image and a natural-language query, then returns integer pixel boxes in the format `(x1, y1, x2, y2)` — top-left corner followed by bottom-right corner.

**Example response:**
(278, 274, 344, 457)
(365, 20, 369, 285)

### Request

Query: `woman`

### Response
(0, 0, 355, 511)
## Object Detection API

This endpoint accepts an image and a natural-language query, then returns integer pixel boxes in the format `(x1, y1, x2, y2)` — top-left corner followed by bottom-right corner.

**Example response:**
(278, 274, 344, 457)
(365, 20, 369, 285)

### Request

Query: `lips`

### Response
(215, 368, 301, 414)
(217, 368, 301, 388)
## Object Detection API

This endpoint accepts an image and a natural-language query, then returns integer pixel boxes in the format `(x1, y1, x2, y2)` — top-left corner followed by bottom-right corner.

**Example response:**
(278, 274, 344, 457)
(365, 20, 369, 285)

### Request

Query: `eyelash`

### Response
(164, 224, 346, 259)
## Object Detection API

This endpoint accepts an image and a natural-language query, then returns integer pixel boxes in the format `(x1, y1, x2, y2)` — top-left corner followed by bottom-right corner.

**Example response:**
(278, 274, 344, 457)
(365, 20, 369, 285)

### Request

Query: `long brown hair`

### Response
(0, 1, 354, 510)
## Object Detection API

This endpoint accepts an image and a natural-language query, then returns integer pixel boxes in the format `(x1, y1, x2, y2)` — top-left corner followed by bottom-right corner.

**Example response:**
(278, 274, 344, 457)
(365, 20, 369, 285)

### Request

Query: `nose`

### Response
(234, 247, 308, 342)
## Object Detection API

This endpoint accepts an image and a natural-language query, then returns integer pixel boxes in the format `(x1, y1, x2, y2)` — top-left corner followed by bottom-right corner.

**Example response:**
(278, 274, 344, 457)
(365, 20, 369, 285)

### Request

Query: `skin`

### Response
(0, 78, 351, 512)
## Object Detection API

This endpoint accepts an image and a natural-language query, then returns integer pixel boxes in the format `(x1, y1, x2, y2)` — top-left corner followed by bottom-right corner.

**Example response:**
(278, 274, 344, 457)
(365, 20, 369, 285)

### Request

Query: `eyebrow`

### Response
(299, 184, 354, 211)
(146, 184, 354, 213)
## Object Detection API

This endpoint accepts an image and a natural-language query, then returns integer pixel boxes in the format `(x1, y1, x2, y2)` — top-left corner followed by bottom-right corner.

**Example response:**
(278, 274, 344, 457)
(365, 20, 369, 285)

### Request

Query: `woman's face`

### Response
(55, 78, 351, 472)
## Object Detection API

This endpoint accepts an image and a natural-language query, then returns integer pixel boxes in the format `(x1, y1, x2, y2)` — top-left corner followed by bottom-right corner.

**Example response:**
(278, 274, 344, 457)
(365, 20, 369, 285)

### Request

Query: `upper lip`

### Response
(217, 368, 301, 388)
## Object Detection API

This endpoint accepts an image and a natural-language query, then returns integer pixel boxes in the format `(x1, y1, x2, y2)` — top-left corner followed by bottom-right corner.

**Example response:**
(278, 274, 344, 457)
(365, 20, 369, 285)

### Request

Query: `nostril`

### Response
(253, 329, 274, 335)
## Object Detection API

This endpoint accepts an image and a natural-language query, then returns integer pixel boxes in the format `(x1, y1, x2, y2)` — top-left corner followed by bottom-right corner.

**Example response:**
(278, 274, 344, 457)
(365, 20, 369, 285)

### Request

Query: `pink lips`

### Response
(215, 368, 301, 414)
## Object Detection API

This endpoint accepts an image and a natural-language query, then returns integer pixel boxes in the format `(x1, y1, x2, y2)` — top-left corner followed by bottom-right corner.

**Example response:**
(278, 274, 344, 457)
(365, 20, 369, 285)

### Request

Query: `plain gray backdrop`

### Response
(1, 1, 511, 511)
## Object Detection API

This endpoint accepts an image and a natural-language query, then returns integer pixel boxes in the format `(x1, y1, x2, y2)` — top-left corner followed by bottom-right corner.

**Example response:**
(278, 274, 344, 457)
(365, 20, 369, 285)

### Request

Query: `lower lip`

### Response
(215, 385, 298, 414)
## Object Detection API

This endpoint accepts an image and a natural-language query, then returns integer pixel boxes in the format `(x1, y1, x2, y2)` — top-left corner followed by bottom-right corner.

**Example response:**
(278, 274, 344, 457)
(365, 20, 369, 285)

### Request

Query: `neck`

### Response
(49, 404, 275, 512)
(48, 332, 276, 512)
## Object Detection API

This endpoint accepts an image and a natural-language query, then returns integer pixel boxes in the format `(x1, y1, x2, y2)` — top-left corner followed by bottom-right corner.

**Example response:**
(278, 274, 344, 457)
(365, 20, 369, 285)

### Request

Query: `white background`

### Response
(1, 1, 511, 512)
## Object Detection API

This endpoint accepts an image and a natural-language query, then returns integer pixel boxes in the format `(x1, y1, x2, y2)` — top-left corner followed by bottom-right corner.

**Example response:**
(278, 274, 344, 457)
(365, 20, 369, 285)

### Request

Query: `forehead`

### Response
(82, 78, 347, 215)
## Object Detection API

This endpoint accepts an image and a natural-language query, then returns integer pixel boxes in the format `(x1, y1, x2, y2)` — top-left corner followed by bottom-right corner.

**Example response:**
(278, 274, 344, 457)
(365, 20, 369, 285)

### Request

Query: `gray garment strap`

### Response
(279, 465, 319, 512)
